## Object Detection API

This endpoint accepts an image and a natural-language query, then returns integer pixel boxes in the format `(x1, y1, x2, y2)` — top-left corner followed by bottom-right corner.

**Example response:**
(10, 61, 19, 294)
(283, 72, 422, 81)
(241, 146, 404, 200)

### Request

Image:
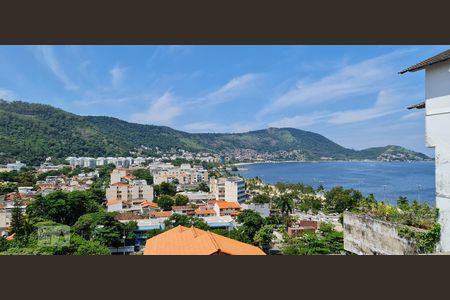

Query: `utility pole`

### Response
(417, 184, 422, 202)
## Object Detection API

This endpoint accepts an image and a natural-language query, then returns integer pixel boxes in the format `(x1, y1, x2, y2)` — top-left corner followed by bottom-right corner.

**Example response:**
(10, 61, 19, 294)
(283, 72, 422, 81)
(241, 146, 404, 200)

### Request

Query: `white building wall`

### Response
(424, 61, 450, 252)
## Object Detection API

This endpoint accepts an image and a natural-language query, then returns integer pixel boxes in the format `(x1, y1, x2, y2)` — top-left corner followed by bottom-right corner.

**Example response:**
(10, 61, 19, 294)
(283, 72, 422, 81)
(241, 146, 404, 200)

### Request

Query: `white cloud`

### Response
(188, 73, 262, 107)
(259, 49, 415, 116)
(268, 89, 417, 128)
(327, 89, 410, 125)
(0, 88, 15, 100)
(110, 64, 126, 88)
(183, 121, 262, 133)
(35, 46, 78, 90)
(268, 112, 328, 128)
(130, 91, 182, 125)
(401, 110, 424, 121)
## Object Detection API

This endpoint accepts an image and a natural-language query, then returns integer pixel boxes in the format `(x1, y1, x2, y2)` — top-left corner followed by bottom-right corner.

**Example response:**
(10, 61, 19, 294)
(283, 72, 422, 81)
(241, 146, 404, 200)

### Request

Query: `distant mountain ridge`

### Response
(0, 100, 430, 165)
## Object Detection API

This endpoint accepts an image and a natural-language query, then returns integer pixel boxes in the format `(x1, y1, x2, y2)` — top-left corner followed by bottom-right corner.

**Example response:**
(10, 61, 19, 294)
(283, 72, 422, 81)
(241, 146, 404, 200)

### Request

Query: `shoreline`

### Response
(232, 160, 434, 166)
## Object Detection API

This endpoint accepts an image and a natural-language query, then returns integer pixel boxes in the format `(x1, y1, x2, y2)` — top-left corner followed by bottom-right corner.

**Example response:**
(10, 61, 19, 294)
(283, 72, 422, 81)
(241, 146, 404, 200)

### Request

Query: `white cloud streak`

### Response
(35, 46, 78, 90)
(0, 88, 15, 100)
(130, 91, 182, 125)
(259, 49, 415, 117)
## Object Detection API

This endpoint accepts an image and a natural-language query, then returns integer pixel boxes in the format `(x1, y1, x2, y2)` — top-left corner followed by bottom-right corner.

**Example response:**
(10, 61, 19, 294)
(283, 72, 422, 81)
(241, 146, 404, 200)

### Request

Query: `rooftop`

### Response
(399, 49, 450, 74)
(144, 225, 265, 255)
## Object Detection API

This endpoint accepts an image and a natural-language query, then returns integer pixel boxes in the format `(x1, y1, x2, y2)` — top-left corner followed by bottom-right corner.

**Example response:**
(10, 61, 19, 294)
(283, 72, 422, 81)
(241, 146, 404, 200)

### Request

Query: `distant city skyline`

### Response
(1, 45, 448, 155)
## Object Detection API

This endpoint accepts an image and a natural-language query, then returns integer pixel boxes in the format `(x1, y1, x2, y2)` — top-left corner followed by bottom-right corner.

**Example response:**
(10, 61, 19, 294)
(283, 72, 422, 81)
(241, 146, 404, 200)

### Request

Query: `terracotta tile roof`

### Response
(115, 213, 146, 221)
(144, 225, 265, 255)
(215, 201, 241, 210)
(111, 182, 129, 187)
(149, 211, 173, 218)
(141, 201, 159, 209)
(172, 205, 195, 211)
(195, 209, 216, 216)
(107, 199, 123, 206)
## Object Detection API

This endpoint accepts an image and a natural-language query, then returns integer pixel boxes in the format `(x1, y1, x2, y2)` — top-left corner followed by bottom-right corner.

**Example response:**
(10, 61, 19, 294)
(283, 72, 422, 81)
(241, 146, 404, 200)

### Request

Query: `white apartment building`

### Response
(210, 176, 246, 203)
(400, 49, 450, 252)
(153, 165, 208, 185)
(6, 161, 26, 171)
(106, 169, 154, 205)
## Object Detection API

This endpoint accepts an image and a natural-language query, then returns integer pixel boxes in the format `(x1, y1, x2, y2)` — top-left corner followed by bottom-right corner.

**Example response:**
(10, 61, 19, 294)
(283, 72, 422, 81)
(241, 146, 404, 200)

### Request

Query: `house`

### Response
(213, 201, 241, 217)
(400, 49, 450, 252)
(143, 225, 266, 255)
(149, 211, 173, 219)
(140, 201, 160, 213)
(6, 161, 26, 171)
(177, 191, 215, 204)
(241, 203, 271, 217)
(202, 215, 236, 230)
(194, 207, 216, 217)
(172, 205, 196, 215)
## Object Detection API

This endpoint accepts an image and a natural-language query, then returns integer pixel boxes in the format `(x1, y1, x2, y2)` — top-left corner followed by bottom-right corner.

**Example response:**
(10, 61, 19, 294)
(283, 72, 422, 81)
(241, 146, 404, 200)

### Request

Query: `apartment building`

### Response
(106, 169, 154, 205)
(400, 49, 450, 252)
(210, 176, 246, 203)
(153, 164, 209, 185)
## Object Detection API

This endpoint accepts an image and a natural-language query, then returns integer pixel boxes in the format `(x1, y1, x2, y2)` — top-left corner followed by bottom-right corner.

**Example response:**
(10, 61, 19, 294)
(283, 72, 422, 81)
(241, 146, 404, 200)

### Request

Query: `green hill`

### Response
(0, 100, 430, 165)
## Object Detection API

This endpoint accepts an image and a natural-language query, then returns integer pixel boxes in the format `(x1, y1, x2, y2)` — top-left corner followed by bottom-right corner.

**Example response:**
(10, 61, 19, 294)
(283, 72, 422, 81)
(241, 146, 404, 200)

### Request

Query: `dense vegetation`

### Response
(0, 189, 138, 255)
(0, 100, 429, 165)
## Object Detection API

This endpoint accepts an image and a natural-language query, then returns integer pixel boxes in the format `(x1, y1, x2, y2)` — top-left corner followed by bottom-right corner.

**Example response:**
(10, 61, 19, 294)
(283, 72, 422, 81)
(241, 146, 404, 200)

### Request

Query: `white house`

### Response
(400, 49, 450, 252)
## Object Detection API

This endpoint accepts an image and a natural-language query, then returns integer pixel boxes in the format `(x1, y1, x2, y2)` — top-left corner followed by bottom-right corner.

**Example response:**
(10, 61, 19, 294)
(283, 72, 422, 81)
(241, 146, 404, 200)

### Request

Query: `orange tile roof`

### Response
(194, 209, 216, 216)
(115, 213, 146, 221)
(172, 205, 195, 211)
(215, 201, 241, 210)
(111, 182, 129, 187)
(144, 225, 265, 255)
(149, 211, 173, 218)
(6, 233, 15, 241)
(107, 199, 123, 206)
(141, 201, 159, 209)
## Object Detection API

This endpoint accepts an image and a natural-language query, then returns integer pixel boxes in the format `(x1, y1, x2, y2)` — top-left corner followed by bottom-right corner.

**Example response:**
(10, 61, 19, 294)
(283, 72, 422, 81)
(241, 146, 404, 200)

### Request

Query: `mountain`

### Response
(0, 100, 430, 165)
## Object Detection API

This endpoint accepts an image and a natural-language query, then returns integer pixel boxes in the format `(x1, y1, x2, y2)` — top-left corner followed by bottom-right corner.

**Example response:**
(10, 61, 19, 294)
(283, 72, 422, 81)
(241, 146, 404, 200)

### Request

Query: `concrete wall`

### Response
(425, 88, 450, 252)
(425, 61, 450, 99)
(343, 212, 417, 255)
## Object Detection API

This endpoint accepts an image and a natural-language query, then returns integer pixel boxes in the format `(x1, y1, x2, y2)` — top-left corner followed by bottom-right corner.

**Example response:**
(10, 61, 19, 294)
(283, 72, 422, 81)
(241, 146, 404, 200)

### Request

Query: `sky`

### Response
(0, 45, 448, 156)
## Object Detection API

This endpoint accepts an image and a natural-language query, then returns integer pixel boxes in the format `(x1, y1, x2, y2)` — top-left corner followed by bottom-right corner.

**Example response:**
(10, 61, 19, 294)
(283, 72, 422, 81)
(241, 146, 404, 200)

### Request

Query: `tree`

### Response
(254, 225, 274, 253)
(236, 210, 266, 242)
(298, 194, 322, 213)
(132, 169, 153, 184)
(281, 223, 343, 255)
(164, 214, 209, 230)
(323, 186, 363, 213)
(397, 196, 409, 209)
(252, 194, 271, 204)
(275, 194, 294, 217)
(155, 195, 174, 211)
(10, 199, 24, 237)
(173, 194, 190, 206)
(198, 182, 209, 192)
(154, 182, 177, 197)
(26, 190, 102, 226)
(74, 240, 111, 255)
(0, 236, 9, 252)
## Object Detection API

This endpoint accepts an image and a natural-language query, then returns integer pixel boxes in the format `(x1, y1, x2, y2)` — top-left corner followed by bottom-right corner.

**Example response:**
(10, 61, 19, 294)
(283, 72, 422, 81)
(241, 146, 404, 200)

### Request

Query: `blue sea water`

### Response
(233, 161, 436, 206)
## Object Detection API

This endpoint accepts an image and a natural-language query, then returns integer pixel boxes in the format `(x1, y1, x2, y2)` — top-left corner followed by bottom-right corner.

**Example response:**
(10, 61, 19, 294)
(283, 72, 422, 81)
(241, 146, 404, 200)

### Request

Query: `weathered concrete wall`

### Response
(343, 212, 417, 255)
(424, 64, 450, 251)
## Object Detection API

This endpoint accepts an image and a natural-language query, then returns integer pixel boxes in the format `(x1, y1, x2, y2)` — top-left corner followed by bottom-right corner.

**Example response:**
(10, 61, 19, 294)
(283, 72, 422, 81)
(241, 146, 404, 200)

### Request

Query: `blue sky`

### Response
(0, 45, 448, 155)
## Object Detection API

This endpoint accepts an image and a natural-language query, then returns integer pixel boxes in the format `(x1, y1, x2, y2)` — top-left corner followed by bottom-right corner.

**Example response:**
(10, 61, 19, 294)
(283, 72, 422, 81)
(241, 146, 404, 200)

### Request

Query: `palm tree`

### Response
(275, 194, 294, 230)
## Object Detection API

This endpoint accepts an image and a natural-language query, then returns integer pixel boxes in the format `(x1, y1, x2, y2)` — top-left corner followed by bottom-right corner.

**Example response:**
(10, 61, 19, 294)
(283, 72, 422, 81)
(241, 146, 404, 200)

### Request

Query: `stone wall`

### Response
(343, 211, 418, 255)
